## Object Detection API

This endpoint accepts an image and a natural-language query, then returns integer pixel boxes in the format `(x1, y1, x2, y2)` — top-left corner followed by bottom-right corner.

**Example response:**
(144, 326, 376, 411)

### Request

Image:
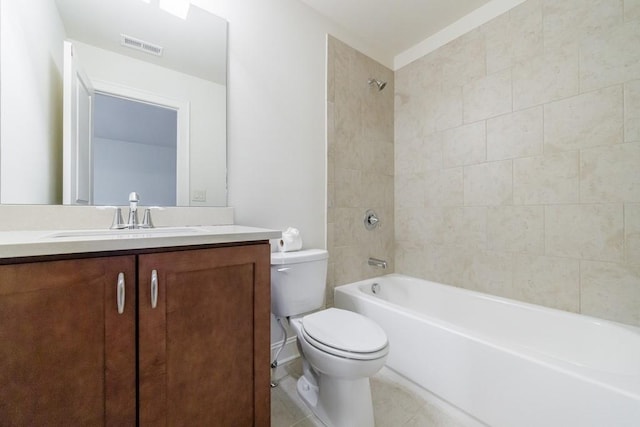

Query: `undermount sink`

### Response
(45, 226, 207, 239)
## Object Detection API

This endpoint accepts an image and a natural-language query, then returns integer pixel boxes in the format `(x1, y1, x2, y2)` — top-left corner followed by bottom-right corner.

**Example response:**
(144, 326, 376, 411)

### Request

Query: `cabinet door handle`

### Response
(117, 272, 126, 314)
(151, 269, 158, 309)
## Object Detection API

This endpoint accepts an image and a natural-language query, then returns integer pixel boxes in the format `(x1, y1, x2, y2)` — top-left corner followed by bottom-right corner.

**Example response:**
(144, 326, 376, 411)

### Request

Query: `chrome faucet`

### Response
(109, 192, 154, 230)
(368, 257, 387, 269)
(127, 192, 140, 229)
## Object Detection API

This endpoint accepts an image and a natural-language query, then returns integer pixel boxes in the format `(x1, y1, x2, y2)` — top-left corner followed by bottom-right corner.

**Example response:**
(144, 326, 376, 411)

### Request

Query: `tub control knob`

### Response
(364, 209, 380, 230)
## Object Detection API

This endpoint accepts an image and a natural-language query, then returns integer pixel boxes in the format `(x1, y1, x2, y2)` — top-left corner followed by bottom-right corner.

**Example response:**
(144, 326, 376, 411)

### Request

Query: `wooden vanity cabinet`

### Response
(0, 243, 270, 426)
(138, 244, 271, 426)
(0, 255, 137, 425)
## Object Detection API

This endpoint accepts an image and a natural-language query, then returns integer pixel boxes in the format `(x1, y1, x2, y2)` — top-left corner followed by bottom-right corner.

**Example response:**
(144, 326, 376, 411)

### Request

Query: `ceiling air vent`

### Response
(120, 34, 163, 57)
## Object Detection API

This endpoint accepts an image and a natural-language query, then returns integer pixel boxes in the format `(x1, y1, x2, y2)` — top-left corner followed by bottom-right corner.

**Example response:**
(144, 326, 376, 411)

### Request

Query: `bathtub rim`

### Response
(336, 273, 640, 334)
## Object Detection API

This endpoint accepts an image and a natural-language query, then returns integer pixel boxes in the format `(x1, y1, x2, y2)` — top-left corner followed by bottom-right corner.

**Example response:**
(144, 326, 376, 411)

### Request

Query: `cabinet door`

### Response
(0, 256, 136, 426)
(138, 244, 270, 426)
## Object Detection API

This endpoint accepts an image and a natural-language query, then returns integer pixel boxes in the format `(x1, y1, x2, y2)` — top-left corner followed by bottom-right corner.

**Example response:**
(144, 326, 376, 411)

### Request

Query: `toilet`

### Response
(271, 249, 389, 427)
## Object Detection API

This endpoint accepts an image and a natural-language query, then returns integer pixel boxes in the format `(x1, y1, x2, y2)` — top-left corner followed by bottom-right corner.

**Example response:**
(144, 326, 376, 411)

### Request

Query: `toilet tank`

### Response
(271, 249, 328, 318)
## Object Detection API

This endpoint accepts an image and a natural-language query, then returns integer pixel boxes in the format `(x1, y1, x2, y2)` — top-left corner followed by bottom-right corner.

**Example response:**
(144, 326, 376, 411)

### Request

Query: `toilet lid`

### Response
(301, 308, 388, 354)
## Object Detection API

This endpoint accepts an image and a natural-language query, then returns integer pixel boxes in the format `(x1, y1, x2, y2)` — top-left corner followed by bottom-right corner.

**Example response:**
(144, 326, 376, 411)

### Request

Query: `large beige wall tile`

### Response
(338, 127, 387, 174)
(462, 250, 514, 298)
(395, 138, 420, 175)
(487, 107, 543, 160)
(397, 242, 462, 287)
(362, 173, 394, 208)
(542, 0, 623, 51)
(442, 206, 487, 250)
(545, 204, 624, 262)
(424, 168, 464, 207)
(333, 245, 376, 286)
(396, 93, 432, 142)
(334, 168, 362, 208)
(544, 86, 623, 152)
(396, 51, 440, 93)
(463, 68, 512, 123)
(626, 0, 640, 21)
(482, 0, 543, 74)
(395, 133, 442, 174)
(581, 261, 640, 326)
(487, 206, 544, 254)
(395, 173, 425, 208)
(434, 85, 463, 132)
(332, 207, 360, 247)
(420, 243, 468, 286)
(371, 141, 394, 177)
(442, 121, 486, 167)
(396, 207, 445, 245)
(482, 12, 512, 74)
(327, 101, 335, 151)
(626, 203, 640, 265)
(395, 241, 428, 279)
(580, 20, 640, 92)
(463, 160, 513, 206)
(422, 132, 444, 171)
(625, 80, 640, 142)
(439, 30, 486, 88)
(581, 142, 640, 202)
(327, 39, 336, 102)
(513, 152, 579, 204)
(333, 134, 365, 172)
(508, 0, 544, 64)
(513, 254, 580, 311)
(512, 49, 579, 110)
(334, 73, 361, 137)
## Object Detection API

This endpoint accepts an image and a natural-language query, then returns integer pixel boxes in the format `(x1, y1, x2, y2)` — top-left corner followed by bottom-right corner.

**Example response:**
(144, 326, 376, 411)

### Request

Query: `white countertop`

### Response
(0, 225, 281, 259)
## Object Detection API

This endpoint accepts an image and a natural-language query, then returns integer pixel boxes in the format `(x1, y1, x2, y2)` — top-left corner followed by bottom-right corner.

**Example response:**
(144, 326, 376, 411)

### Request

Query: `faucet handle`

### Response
(110, 207, 126, 229)
(140, 208, 154, 229)
(128, 192, 139, 204)
(140, 206, 164, 229)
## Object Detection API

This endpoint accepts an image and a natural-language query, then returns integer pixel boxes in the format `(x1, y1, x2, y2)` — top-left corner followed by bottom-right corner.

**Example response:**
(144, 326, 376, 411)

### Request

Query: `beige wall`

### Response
(394, 0, 640, 326)
(327, 36, 395, 306)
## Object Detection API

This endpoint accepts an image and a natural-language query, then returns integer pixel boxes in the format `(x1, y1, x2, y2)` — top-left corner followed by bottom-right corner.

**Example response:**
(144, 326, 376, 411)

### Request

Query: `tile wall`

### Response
(394, 0, 640, 325)
(326, 36, 395, 305)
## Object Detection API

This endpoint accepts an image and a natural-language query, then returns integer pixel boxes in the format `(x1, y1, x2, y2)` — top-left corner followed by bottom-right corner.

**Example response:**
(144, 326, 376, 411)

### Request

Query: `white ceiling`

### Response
(55, 0, 511, 78)
(299, 0, 493, 59)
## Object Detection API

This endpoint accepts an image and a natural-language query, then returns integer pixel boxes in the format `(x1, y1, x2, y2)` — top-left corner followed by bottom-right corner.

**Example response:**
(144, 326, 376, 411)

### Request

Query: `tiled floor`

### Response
(270, 360, 485, 427)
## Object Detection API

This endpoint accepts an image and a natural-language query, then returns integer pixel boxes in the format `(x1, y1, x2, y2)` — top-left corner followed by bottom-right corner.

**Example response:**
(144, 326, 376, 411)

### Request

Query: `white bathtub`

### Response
(334, 274, 640, 427)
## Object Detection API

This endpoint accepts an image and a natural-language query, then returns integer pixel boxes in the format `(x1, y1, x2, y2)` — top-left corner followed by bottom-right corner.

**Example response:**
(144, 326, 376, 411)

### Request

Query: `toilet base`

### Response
(297, 373, 375, 427)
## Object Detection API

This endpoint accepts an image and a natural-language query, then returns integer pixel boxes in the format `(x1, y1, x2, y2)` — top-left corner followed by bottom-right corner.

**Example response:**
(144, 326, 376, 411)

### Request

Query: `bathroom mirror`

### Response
(0, 0, 227, 206)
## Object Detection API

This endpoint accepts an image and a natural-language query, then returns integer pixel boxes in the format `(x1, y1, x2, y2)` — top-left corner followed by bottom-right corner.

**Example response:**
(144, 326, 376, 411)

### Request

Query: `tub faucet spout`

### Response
(368, 257, 387, 269)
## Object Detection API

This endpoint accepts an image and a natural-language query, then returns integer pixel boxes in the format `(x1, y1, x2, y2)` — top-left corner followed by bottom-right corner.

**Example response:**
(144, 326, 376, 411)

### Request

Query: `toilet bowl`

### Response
(271, 250, 389, 427)
(291, 309, 388, 427)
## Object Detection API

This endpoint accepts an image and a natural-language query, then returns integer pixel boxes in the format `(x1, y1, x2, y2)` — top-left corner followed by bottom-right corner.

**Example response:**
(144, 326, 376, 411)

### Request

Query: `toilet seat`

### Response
(301, 308, 389, 360)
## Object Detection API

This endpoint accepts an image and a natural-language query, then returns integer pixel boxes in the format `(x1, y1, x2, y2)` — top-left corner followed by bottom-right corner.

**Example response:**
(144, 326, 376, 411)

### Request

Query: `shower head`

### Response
(368, 78, 387, 91)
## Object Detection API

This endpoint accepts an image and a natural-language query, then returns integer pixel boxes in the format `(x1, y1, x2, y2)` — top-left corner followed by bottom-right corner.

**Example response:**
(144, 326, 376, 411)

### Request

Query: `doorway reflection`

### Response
(93, 93, 177, 206)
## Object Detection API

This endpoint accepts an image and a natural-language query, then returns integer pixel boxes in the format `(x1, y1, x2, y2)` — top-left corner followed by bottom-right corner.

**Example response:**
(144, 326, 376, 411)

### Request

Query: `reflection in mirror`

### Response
(0, 0, 227, 206)
(93, 93, 178, 206)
